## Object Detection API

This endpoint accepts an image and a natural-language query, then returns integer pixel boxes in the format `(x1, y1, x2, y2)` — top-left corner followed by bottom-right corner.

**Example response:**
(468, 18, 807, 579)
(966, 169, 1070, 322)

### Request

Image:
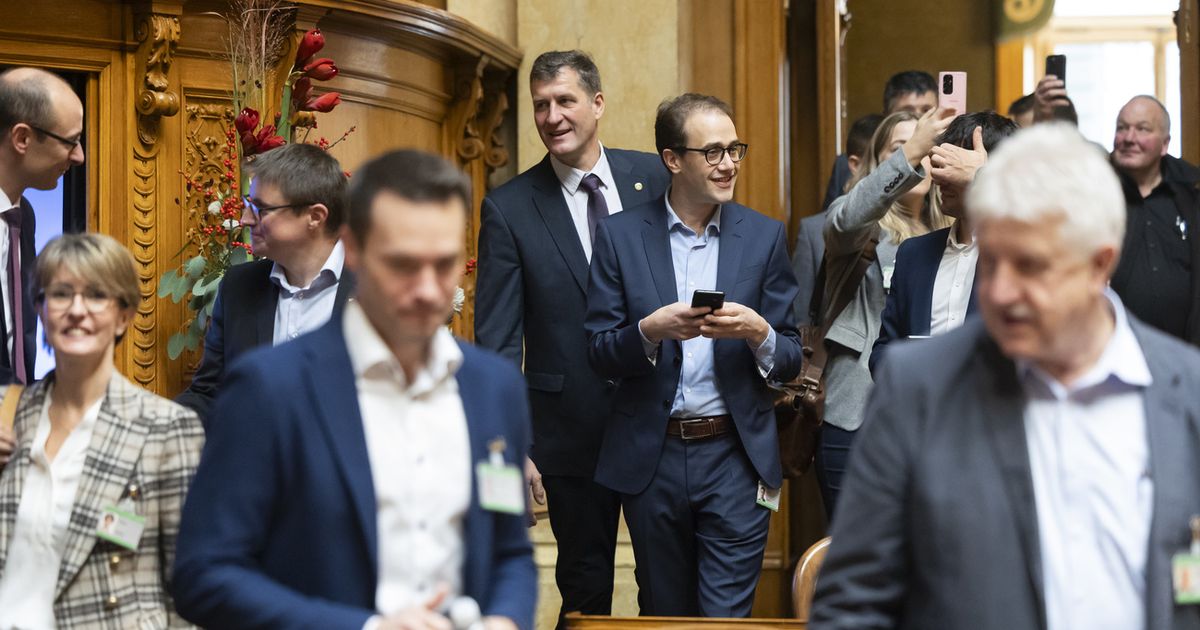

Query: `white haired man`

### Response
(810, 123, 1200, 630)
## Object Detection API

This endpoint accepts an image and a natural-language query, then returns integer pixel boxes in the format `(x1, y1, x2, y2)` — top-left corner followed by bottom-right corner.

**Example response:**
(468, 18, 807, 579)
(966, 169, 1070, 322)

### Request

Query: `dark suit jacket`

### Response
(175, 258, 355, 423)
(791, 211, 826, 325)
(0, 196, 37, 384)
(474, 149, 669, 476)
(171, 318, 537, 630)
(584, 198, 804, 494)
(869, 227, 978, 373)
(811, 316, 1200, 630)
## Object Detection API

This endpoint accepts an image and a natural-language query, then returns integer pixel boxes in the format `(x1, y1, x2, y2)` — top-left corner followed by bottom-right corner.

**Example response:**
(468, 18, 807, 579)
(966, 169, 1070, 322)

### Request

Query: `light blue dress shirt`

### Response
(269, 241, 345, 346)
(639, 195, 776, 418)
(1019, 289, 1152, 630)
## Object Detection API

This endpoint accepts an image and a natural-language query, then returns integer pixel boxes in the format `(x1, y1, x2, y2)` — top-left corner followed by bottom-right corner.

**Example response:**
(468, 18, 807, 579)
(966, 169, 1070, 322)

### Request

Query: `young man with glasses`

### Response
(177, 142, 353, 425)
(584, 93, 803, 617)
(0, 67, 84, 387)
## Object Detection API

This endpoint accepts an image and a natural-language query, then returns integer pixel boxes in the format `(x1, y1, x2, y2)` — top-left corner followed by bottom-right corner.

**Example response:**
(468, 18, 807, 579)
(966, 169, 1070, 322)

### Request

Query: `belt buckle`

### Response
(678, 418, 714, 440)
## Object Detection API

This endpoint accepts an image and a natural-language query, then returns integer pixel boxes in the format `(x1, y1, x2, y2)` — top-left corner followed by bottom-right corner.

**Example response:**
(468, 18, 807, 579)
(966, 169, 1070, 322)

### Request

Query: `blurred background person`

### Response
(816, 106, 955, 517)
(0, 233, 203, 628)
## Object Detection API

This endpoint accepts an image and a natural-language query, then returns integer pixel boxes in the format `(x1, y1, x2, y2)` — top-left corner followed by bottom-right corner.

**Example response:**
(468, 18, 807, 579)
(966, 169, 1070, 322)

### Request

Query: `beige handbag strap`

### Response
(0, 384, 24, 431)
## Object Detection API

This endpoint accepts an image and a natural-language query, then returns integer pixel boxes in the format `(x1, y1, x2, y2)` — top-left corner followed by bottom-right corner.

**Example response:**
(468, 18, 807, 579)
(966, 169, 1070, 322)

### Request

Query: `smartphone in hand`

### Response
(938, 71, 967, 114)
(691, 290, 725, 311)
(1045, 54, 1066, 84)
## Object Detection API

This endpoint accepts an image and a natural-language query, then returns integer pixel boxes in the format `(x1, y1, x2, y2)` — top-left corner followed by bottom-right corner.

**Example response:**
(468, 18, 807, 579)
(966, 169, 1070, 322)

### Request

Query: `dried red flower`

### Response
(234, 107, 259, 135)
(303, 92, 341, 113)
(294, 28, 325, 69)
(303, 58, 338, 81)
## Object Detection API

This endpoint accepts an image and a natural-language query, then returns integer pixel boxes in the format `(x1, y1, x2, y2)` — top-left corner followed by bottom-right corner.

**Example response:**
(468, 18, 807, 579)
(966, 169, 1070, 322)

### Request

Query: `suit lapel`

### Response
(912, 232, 944, 336)
(609, 149, 658, 210)
(334, 269, 357, 314)
(530, 157, 591, 294)
(56, 374, 151, 598)
(641, 201, 678, 309)
(303, 323, 378, 571)
(975, 338, 1047, 630)
(0, 383, 40, 575)
(455, 347, 498, 600)
(715, 204, 745, 297)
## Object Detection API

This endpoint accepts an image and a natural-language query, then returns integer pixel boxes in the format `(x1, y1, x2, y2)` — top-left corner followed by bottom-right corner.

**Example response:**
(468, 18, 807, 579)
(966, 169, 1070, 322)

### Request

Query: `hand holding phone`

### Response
(690, 290, 725, 311)
(1044, 54, 1066, 84)
(938, 71, 967, 115)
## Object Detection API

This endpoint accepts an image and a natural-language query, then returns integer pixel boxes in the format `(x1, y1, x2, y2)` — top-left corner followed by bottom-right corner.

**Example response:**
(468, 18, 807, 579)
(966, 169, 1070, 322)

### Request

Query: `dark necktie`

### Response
(4, 211, 24, 384)
(580, 173, 609, 246)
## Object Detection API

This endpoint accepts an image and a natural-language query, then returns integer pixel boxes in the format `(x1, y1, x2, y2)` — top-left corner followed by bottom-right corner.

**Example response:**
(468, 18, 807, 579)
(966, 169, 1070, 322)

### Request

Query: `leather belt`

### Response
(666, 415, 733, 441)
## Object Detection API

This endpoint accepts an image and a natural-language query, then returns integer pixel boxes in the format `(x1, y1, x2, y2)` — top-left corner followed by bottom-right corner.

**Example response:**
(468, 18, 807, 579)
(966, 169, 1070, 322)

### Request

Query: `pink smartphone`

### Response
(938, 71, 967, 114)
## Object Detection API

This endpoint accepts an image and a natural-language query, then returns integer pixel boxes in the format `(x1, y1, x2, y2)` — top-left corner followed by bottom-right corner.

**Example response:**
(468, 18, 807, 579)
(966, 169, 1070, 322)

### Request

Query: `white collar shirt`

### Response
(0, 187, 20, 363)
(342, 302, 472, 617)
(550, 144, 624, 262)
(1019, 290, 1153, 630)
(268, 241, 344, 346)
(929, 228, 978, 335)
(0, 385, 103, 630)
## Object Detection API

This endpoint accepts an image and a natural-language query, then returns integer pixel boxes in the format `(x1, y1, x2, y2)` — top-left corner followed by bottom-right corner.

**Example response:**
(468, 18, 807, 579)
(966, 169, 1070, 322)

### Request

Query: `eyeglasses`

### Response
(242, 196, 316, 219)
(674, 143, 748, 166)
(37, 286, 117, 313)
(28, 125, 82, 150)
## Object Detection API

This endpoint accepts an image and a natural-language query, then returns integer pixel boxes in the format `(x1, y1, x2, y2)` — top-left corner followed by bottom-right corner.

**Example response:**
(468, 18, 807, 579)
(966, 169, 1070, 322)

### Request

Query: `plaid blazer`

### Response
(0, 372, 204, 629)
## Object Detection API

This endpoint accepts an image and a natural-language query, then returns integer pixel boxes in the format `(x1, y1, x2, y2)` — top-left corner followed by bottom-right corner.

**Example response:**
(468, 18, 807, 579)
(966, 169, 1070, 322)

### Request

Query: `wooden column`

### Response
(1180, 0, 1199, 163)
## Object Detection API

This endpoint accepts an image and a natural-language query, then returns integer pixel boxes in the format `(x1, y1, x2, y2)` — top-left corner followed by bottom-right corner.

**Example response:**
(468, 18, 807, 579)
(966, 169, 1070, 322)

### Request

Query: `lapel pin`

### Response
(634, 182, 644, 191)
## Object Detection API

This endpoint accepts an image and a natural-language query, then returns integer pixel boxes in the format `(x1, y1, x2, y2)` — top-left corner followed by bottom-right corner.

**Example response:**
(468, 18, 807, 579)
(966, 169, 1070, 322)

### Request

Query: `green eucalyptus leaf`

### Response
(167, 332, 186, 360)
(157, 269, 179, 299)
(193, 272, 221, 297)
(183, 255, 207, 280)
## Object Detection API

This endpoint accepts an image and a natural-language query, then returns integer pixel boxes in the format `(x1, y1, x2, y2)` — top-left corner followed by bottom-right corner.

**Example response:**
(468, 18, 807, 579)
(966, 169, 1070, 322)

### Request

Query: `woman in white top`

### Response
(0, 233, 204, 628)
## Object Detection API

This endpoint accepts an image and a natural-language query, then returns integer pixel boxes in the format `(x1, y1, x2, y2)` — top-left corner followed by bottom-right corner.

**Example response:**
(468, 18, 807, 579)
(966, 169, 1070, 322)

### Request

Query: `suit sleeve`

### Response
(474, 197, 525, 368)
(762, 222, 804, 382)
(482, 365, 538, 630)
(870, 241, 913, 375)
(808, 352, 916, 630)
(585, 219, 658, 380)
(174, 282, 229, 425)
(824, 150, 925, 258)
(171, 362, 374, 630)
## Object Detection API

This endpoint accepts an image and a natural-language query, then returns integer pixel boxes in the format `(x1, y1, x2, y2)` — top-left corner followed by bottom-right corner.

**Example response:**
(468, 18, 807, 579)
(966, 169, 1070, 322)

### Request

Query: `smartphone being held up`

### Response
(1045, 54, 1066, 85)
(938, 71, 967, 114)
(691, 289, 725, 311)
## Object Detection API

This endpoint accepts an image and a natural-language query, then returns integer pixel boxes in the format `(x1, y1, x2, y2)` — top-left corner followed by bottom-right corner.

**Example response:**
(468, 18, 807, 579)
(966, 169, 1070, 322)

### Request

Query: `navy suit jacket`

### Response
(175, 258, 356, 424)
(474, 149, 669, 476)
(584, 198, 804, 494)
(870, 227, 977, 374)
(0, 196, 37, 384)
(172, 318, 537, 630)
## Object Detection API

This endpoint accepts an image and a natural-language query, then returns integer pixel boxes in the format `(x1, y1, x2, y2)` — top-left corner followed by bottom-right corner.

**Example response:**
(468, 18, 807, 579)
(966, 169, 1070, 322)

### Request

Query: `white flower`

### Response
(223, 219, 239, 230)
(452, 286, 465, 314)
(207, 200, 221, 215)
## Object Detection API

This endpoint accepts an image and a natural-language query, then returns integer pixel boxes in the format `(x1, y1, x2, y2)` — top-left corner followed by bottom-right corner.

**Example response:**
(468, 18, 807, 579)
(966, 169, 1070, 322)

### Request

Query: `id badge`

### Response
(95, 502, 145, 551)
(1174, 554, 1200, 604)
(756, 481, 781, 512)
(476, 438, 524, 515)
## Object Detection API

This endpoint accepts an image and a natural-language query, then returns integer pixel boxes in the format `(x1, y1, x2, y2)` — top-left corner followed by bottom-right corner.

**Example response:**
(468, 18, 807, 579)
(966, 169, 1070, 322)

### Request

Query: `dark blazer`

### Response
(0, 197, 37, 384)
(171, 317, 537, 630)
(474, 149, 669, 476)
(584, 198, 804, 494)
(811, 316, 1200, 630)
(869, 227, 978, 373)
(175, 258, 356, 423)
(790, 210, 826, 325)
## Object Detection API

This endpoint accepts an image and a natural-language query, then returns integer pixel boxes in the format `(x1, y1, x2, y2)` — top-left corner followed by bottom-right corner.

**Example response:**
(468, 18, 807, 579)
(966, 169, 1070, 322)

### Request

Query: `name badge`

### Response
(1174, 516, 1200, 604)
(96, 501, 145, 551)
(476, 437, 524, 515)
(756, 481, 781, 512)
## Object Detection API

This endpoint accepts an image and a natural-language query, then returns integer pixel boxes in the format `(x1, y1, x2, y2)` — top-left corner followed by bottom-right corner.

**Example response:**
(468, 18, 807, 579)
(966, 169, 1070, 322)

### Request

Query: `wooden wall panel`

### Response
(1181, 0, 1199, 164)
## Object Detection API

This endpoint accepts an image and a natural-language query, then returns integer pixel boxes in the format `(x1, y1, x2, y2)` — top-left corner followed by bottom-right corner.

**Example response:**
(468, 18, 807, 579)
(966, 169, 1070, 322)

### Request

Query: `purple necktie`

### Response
(4, 211, 24, 384)
(580, 173, 609, 246)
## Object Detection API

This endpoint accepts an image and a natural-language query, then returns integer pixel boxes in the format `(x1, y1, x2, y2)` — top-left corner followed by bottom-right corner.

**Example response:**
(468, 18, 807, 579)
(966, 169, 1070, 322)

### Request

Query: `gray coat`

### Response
(810, 315, 1200, 630)
(791, 211, 826, 325)
(820, 150, 925, 431)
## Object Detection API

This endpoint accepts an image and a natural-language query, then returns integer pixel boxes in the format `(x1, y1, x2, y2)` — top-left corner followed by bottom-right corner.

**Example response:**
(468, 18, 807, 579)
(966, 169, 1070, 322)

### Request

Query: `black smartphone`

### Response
(1045, 54, 1066, 84)
(690, 289, 725, 311)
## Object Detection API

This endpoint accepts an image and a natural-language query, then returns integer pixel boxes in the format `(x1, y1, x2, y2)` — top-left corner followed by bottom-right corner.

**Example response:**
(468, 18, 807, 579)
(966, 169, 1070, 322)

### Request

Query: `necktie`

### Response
(3, 211, 24, 384)
(580, 173, 610, 246)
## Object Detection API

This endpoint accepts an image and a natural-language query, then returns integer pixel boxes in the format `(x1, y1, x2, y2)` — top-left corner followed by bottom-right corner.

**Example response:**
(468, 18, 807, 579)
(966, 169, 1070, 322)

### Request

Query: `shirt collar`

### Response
(342, 300, 463, 393)
(1018, 288, 1152, 392)
(550, 144, 613, 194)
(945, 226, 976, 252)
(664, 188, 722, 237)
(0, 186, 19, 213)
(269, 240, 345, 294)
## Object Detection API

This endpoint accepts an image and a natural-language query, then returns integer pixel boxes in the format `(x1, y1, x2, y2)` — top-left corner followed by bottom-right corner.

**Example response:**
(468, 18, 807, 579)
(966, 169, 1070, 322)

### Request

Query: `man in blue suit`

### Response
(475, 50, 668, 625)
(871, 111, 1017, 373)
(585, 93, 803, 617)
(173, 150, 536, 630)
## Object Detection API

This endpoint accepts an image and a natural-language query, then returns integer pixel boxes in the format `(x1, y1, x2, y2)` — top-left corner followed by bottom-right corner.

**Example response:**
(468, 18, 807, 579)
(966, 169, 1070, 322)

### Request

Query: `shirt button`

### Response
(687, 352, 693, 358)
(684, 387, 691, 393)
(689, 281, 695, 286)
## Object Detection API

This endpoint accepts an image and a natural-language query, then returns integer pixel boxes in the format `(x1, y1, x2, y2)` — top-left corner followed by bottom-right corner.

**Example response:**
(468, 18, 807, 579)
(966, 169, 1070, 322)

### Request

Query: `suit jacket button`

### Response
(105, 595, 119, 610)
(109, 554, 121, 566)
(673, 356, 682, 366)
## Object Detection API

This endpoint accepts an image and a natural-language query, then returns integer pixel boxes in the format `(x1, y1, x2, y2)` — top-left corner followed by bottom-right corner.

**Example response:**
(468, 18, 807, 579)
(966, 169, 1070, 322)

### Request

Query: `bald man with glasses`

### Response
(177, 143, 355, 425)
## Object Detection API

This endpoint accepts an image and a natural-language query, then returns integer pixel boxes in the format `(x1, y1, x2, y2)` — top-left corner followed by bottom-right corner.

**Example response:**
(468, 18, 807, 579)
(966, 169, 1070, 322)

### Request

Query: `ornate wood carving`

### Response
(131, 9, 181, 387)
(446, 56, 487, 164)
(478, 71, 510, 172)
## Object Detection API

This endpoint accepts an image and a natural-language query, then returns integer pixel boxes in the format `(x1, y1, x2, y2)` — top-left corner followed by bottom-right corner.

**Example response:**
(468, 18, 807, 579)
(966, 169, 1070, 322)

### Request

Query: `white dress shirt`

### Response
(1020, 291, 1153, 630)
(0, 387, 103, 629)
(0, 187, 20, 362)
(550, 145, 625, 262)
(929, 228, 978, 335)
(269, 241, 345, 346)
(343, 302, 472, 620)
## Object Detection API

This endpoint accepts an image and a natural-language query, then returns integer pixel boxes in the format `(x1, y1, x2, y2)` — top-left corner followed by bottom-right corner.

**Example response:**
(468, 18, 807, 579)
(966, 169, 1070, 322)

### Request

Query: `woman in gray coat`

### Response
(816, 107, 956, 517)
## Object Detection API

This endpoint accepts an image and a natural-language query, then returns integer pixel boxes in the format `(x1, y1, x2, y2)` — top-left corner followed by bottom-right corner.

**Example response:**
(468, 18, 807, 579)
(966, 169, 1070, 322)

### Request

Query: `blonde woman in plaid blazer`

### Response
(0, 233, 204, 629)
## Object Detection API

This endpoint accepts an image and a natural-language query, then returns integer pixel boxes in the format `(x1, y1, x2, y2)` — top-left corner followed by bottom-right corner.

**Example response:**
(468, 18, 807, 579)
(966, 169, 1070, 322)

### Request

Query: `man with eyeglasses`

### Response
(584, 93, 803, 617)
(0, 67, 84, 389)
(177, 142, 353, 425)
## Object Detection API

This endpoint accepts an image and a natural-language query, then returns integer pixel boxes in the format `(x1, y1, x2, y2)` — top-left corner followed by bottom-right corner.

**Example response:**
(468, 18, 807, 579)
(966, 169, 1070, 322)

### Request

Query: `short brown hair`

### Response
(247, 143, 348, 235)
(654, 93, 733, 158)
(35, 232, 140, 316)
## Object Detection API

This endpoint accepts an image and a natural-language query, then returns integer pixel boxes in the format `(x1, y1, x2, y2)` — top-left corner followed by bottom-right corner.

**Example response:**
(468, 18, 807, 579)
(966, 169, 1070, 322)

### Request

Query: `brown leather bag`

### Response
(775, 232, 879, 478)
